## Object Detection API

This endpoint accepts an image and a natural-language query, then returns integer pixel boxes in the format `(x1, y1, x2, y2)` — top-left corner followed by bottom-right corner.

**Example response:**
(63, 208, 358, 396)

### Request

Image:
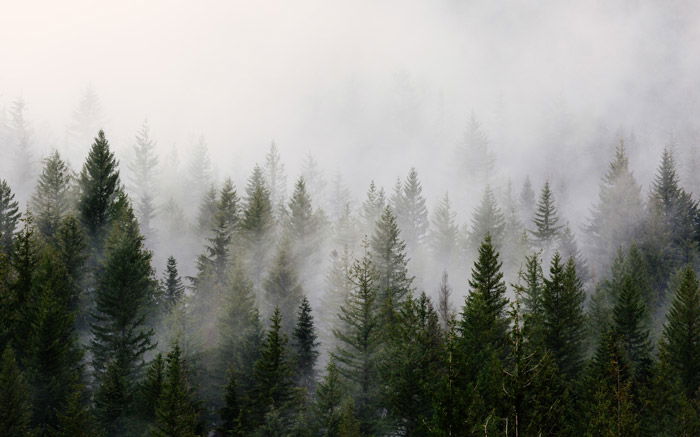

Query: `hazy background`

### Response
(2, 0, 700, 242)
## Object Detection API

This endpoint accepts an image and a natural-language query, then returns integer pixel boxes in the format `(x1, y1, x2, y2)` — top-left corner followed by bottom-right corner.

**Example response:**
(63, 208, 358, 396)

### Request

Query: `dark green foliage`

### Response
(541, 254, 586, 379)
(161, 256, 185, 309)
(0, 179, 21, 255)
(660, 266, 700, 398)
(220, 369, 244, 436)
(252, 308, 294, 430)
(8, 218, 40, 355)
(393, 167, 428, 251)
(292, 296, 319, 391)
(314, 359, 344, 436)
(51, 387, 99, 437)
(140, 354, 165, 423)
(241, 165, 273, 284)
(31, 151, 74, 241)
(530, 181, 562, 249)
(151, 344, 200, 437)
(0, 346, 34, 437)
(77, 130, 121, 255)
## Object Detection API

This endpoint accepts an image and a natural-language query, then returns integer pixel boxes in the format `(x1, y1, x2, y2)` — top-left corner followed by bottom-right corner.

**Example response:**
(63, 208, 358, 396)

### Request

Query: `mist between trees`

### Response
(2, 105, 700, 436)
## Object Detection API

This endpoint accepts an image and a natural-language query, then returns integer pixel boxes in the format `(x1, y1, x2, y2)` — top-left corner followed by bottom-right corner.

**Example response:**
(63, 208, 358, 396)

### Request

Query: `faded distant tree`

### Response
(128, 120, 159, 240)
(264, 141, 287, 218)
(31, 151, 74, 241)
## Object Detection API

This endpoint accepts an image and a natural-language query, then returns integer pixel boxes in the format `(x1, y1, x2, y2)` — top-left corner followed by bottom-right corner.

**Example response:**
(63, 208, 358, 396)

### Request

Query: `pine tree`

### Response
(458, 114, 495, 182)
(301, 153, 325, 210)
(611, 270, 652, 380)
(186, 135, 212, 215)
(530, 181, 562, 250)
(52, 387, 98, 437)
(77, 130, 122, 260)
(241, 165, 273, 283)
(314, 359, 344, 436)
(151, 344, 200, 437)
(252, 308, 294, 429)
(393, 168, 428, 252)
(264, 141, 287, 218)
(196, 186, 218, 236)
(587, 140, 644, 270)
(220, 369, 244, 436)
(0, 346, 34, 437)
(557, 224, 589, 283)
(541, 254, 586, 379)
(8, 97, 36, 191)
(54, 216, 87, 323)
(67, 86, 104, 164)
(370, 206, 413, 321)
(264, 240, 304, 334)
(287, 177, 323, 271)
(8, 218, 40, 354)
(31, 151, 74, 241)
(660, 266, 700, 398)
(333, 248, 382, 435)
(128, 120, 159, 239)
(519, 176, 536, 222)
(292, 296, 319, 391)
(468, 186, 506, 252)
(91, 204, 156, 429)
(429, 192, 459, 271)
(0, 179, 21, 255)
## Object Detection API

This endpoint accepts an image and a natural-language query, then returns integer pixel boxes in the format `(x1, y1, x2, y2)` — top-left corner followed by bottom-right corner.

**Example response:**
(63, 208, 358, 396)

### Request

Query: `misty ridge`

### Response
(3, 1, 700, 436)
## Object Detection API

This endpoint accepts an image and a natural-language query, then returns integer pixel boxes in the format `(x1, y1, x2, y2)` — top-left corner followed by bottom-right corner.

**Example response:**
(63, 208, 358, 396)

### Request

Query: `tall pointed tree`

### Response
(292, 296, 319, 391)
(0, 346, 33, 437)
(468, 186, 506, 252)
(360, 181, 385, 236)
(393, 168, 428, 252)
(161, 256, 185, 310)
(264, 240, 304, 334)
(128, 120, 159, 239)
(264, 141, 287, 218)
(241, 165, 273, 284)
(31, 151, 74, 241)
(0, 179, 21, 255)
(429, 192, 459, 271)
(530, 181, 562, 250)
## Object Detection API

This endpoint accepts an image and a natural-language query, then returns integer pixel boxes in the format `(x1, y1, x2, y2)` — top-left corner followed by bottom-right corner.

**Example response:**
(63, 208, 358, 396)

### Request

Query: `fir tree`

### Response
(0, 179, 21, 255)
(468, 186, 505, 252)
(541, 254, 586, 379)
(241, 165, 273, 283)
(31, 151, 74, 241)
(611, 270, 652, 380)
(186, 136, 212, 214)
(429, 192, 459, 271)
(252, 308, 294, 429)
(161, 256, 185, 310)
(360, 181, 385, 235)
(220, 369, 244, 436)
(292, 296, 319, 391)
(264, 240, 304, 334)
(370, 206, 413, 320)
(314, 359, 344, 436)
(128, 120, 159, 239)
(264, 141, 287, 218)
(8, 218, 40, 354)
(519, 175, 536, 222)
(67, 86, 104, 163)
(54, 216, 87, 320)
(660, 266, 700, 398)
(141, 354, 165, 423)
(77, 130, 122, 260)
(287, 177, 323, 271)
(393, 167, 428, 252)
(151, 344, 200, 437)
(530, 181, 562, 250)
(0, 346, 33, 437)
(196, 186, 218, 236)
(8, 97, 36, 190)
(458, 114, 495, 182)
(52, 387, 99, 437)
(91, 204, 156, 429)
(557, 223, 589, 283)
(332, 248, 382, 435)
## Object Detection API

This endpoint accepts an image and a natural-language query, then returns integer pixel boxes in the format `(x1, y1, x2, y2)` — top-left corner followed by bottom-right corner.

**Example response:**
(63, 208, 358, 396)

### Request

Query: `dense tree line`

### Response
(2, 129, 700, 436)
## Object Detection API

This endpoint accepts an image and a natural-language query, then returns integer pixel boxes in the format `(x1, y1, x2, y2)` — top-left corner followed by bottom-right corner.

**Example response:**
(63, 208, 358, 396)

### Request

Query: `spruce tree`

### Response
(150, 344, 200, 437)
(0, 346, 33, 437)
(220, 368, 245, 436)
(429, 192, 459, 270)
(287, 177, 323, 271)
(54, 216, 87, 324)
(530, 181, 562, 250)
(314, 359, 344, 436)
(468, 186, 505, 252)
(91, 204, 156, 429)
(611, 271, 652, 380)
(292, 296, 319, 391)
(263, 240, 304, 333)
(31, 151, 74, 241)
(8, 97, 36, 191)
(77, 130, 121, 259)
(370, 206, 413, 321)
(141, 354, 165, 423)
(264, 141, 287, 218)
(360, 181, 385, 235)
(196, 186, 218, 236)
(252, 308, 294, 429)
(241, 165, 273, 284)
(161, 256, 185, 310)
(660, 266, 700, 398)
(393, 167, 428, 252)
(332, 248, 382, 435)
(519, 175, 536, 222)
(541, 254, 586, 379)
(8, 218, 39, 355)
(128, 120, 158, 239)
(0, 179, 21, 255)
(67, 86, 104, 163)
(52, 387, 99, 437)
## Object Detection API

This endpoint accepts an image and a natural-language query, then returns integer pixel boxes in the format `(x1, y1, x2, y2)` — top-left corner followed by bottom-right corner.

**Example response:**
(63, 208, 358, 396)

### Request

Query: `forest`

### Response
(2, 104, 700, 436)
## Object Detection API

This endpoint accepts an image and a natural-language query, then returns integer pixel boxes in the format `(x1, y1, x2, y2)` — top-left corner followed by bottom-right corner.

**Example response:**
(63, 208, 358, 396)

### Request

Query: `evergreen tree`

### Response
(457, 114, 495, 182)
(468, 186, 506, 252)
(587, 140, 644, 270)
(220, 369, 244, 436)
(611, 270, 652, 380)
(186, 136, 212, 216)
(0, 179, 21, 255)
(557, 223, 590, 283)
(77, 130, 122, 261)
(31, 151, 74, 241)
(332, 248, 382, 435)
(67, 86, 104, 164)
(393, 167, 428, 252)
(300, 153, 325, 210)
(51, 387, 98, 437)
(8, 97, 36, 191)
(161, 256, 185, 310)
(128, 120, 158, 239)
(54, 216, 87, 323)
(530, 181, 562, 250)
(660, 266, 700, 398)
(519, 175, 536, 222)
(264, 240, 304, 334)
(241, 165, 273, 283)
(360, 181, 385, 236)
(8, 218, 40, 354)
(370, 206, 413, 321)
(252, 308, 294, 429)
(196, 186, 218, 237)
(314, 359, 344, 436)
(151, 344, 200, 437)
(541, 254, 586, 379)
(264, 141, 287, 218)
(292, 296, 319, 391)
(91, 204, 156, 430)
(141, 354, 165, 423)
(429, 192, 459, 271)
(436, 270, 454, 330)
(0, 346, 33, 437)
(287, 177, 323, 270)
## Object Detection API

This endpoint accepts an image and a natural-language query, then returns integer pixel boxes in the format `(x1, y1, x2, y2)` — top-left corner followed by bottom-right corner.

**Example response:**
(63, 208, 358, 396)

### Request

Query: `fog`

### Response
(3, 0, 700, 283)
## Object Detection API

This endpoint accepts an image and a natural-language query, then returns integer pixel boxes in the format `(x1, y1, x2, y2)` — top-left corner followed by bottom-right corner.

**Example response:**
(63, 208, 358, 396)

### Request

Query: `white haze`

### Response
(2, 0, 700, 275)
